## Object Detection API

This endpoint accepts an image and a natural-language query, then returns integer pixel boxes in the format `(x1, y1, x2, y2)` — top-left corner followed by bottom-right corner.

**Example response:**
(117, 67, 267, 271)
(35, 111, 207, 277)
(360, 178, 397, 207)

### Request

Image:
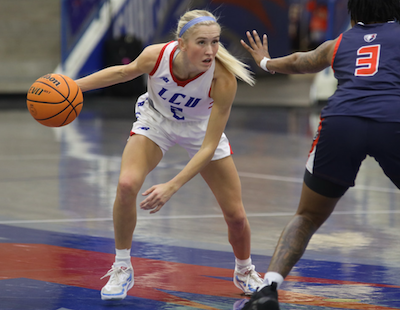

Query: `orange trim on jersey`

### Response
(308, 116, 324, 157)
(331, 34, 342, 70)
(169, 45, 207, 87)
(149, 42, 174, 76)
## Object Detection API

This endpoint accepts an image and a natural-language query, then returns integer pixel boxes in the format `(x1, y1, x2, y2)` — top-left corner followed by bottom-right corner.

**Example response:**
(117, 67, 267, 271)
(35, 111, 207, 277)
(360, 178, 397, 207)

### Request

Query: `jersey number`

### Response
(170, 106, 184, 120)
(355, 44, 380, 76)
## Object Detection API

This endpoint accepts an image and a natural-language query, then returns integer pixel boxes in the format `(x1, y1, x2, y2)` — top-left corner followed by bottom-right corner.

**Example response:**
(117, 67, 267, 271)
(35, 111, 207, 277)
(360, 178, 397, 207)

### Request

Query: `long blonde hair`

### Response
(176, 10, 255, 86)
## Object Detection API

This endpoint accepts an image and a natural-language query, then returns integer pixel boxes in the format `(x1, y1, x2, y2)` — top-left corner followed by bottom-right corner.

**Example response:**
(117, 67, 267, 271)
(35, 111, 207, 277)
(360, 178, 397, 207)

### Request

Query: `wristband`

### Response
(260, 57, 270, 72)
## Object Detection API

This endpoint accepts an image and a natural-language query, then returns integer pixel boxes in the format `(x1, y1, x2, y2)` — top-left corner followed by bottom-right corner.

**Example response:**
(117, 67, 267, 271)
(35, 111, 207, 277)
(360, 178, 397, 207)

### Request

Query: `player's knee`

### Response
(296, 211, 326, 231)
(225, 210, 247, 231)
(117, 175, 142, 200)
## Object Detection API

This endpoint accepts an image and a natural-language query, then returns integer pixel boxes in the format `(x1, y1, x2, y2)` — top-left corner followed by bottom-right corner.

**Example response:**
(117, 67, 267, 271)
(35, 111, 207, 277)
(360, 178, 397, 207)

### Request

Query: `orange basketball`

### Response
(27, 73, 83, 127)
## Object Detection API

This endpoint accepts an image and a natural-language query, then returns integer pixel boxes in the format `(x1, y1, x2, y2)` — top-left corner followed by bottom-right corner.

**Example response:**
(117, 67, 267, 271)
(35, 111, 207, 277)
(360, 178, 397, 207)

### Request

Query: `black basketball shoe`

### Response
(240, 282, 280, 310)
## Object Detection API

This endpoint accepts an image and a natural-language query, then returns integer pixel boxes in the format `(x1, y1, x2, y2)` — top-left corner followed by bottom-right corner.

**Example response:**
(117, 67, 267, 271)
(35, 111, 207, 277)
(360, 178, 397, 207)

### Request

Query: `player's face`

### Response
(183, 24, 220, 71)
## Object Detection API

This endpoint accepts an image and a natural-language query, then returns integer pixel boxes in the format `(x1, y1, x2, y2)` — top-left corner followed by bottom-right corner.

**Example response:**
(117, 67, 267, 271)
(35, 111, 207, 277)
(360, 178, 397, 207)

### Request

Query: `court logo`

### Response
(364, 33, 377, 43)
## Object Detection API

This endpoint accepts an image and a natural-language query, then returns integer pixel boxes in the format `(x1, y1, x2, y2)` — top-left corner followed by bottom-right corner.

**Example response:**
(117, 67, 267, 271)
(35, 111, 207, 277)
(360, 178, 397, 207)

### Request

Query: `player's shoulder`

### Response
(141, 43, 170, 60)
(212, 58, 236, 91)
(137, 42, 172, 73)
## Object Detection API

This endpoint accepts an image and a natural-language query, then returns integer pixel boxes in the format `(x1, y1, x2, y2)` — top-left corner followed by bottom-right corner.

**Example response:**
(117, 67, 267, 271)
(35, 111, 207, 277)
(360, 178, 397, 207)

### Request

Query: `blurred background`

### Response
(4, 4, 400, 310)
(0, 0, 350, 107)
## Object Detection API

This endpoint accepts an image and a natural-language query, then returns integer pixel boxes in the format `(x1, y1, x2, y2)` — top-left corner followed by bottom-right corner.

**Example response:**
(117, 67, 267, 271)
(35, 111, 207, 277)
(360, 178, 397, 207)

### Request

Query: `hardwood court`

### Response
(1, 94, 399, 310)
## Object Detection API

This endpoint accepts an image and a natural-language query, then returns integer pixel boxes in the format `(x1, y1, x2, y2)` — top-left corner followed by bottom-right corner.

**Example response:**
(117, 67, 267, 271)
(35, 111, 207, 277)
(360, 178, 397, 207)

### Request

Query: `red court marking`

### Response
(0, 243, 237, 310)
(286, 275, 400, 289)
(279, 290, 399, 310)
(1, 243, 399, 310)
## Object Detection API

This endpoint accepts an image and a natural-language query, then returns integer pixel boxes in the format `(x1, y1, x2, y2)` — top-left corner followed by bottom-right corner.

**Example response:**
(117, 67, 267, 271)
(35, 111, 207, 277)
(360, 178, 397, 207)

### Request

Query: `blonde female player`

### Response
(76, 9, 263, 300)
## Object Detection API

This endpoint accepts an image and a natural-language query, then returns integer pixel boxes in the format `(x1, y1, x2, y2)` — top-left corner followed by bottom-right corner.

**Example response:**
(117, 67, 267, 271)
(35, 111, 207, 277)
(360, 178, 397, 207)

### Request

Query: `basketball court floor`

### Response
(1, 92, 400, 310)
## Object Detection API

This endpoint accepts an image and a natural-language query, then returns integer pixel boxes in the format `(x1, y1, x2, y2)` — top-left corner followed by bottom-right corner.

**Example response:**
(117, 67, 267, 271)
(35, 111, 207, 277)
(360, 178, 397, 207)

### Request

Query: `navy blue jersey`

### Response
(321, 22, 400, 122)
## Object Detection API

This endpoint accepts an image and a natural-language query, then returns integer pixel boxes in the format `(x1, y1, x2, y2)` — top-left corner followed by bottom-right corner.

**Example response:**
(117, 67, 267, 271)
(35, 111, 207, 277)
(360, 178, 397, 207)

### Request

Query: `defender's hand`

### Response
(241, 30, 274, 73)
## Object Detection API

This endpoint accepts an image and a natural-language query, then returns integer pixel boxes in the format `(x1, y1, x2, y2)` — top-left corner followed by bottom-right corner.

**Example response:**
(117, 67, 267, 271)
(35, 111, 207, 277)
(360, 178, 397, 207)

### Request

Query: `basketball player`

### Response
(239, 0, 400, 309)
(76, 9, 263, 300)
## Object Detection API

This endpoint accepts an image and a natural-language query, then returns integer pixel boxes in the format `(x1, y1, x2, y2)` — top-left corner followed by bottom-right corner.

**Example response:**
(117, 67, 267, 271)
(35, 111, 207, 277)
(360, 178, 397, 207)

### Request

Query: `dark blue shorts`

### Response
(305, 116, 400, 196)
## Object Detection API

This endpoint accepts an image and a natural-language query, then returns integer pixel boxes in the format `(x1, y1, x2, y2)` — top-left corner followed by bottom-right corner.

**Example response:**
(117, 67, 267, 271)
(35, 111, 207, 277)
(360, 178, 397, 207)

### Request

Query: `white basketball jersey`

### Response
(147, 41, 215, 122)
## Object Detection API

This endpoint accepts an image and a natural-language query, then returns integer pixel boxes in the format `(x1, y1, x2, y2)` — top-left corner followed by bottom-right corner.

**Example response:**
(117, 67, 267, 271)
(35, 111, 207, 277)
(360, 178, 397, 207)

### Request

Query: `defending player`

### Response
(240, 0, 400, 309)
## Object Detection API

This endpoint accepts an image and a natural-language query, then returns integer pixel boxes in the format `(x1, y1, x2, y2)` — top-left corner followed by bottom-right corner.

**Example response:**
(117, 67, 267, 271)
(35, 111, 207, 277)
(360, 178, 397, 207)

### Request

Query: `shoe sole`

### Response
(255, 297, 280, 310)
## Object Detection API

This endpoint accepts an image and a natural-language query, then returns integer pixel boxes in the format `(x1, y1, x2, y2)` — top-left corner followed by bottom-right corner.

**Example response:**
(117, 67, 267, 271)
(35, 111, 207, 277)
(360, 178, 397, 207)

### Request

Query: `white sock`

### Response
(235, 257, 252, 271)
(115, 248, 131, 266)
(260, 272, 284, 290)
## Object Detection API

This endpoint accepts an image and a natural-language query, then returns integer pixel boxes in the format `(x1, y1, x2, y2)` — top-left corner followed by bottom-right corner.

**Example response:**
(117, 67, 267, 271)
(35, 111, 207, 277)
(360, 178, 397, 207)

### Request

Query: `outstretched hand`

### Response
(241, 30, 274, 73)
(140, 182, 177, 214)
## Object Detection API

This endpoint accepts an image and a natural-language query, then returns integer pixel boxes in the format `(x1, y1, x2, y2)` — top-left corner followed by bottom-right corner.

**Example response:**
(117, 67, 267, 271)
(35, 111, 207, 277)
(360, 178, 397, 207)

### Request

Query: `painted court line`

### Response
(1, 209, 400, 225)
(1, 155, 398, 194)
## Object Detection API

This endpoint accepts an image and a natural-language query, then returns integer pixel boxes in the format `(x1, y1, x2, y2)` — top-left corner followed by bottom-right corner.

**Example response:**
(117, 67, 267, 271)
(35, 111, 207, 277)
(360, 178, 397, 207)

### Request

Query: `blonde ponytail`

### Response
(216, 43, 255, 86)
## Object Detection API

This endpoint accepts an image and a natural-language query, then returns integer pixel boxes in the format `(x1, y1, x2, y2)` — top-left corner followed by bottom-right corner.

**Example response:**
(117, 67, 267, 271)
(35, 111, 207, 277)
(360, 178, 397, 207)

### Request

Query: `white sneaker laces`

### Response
(101, 265, 131, 285)
(243, 265, 262, 287)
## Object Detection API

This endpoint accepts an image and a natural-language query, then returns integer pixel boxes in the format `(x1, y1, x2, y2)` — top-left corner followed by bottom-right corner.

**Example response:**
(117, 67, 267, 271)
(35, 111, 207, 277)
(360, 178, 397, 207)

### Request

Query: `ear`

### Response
(178, 37, 187, 52)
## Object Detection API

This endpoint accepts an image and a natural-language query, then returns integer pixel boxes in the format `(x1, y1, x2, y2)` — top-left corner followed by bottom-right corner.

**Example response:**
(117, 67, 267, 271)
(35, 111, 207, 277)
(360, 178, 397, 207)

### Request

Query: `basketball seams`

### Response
(58, 74, 73, 104)
(60, 102, 83, 126)
(31, 80, 71, 105)
(34, 104, 73, 121)
(69, 86, 83, 116)
(27, 73, 83, 127)
(60, 85, 83, 125)
(27, 98, 67, 105)
(28, 81, 68, 104)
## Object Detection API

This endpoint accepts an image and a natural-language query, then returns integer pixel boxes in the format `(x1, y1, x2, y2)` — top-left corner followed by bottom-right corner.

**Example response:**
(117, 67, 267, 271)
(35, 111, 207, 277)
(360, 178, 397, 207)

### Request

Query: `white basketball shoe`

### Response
(100, 262, 134, 300)
(233, 265, 263, 295)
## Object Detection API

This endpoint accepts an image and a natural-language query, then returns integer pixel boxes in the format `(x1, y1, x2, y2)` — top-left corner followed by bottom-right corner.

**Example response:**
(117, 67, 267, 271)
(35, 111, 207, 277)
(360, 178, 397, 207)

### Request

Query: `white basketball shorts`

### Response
(130, 94, 232, 160)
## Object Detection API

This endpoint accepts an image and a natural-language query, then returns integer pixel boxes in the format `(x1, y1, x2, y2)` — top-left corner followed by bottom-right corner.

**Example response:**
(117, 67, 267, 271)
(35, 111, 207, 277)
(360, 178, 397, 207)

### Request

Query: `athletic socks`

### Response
(235, 257, 253, 271)
(115, 248, 131, 266)
(260, 271, 284, 290)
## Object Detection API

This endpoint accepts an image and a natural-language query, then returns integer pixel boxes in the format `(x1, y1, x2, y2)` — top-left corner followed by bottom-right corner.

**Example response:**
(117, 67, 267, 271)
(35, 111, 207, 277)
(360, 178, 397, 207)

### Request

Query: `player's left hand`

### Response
(241, 30, 273, 70)
(140, 183, 177, 213)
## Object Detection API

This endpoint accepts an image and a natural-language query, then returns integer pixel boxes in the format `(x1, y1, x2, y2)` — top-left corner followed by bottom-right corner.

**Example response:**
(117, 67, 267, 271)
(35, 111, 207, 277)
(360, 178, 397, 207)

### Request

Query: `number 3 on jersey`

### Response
(355, 44, 381, 76)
